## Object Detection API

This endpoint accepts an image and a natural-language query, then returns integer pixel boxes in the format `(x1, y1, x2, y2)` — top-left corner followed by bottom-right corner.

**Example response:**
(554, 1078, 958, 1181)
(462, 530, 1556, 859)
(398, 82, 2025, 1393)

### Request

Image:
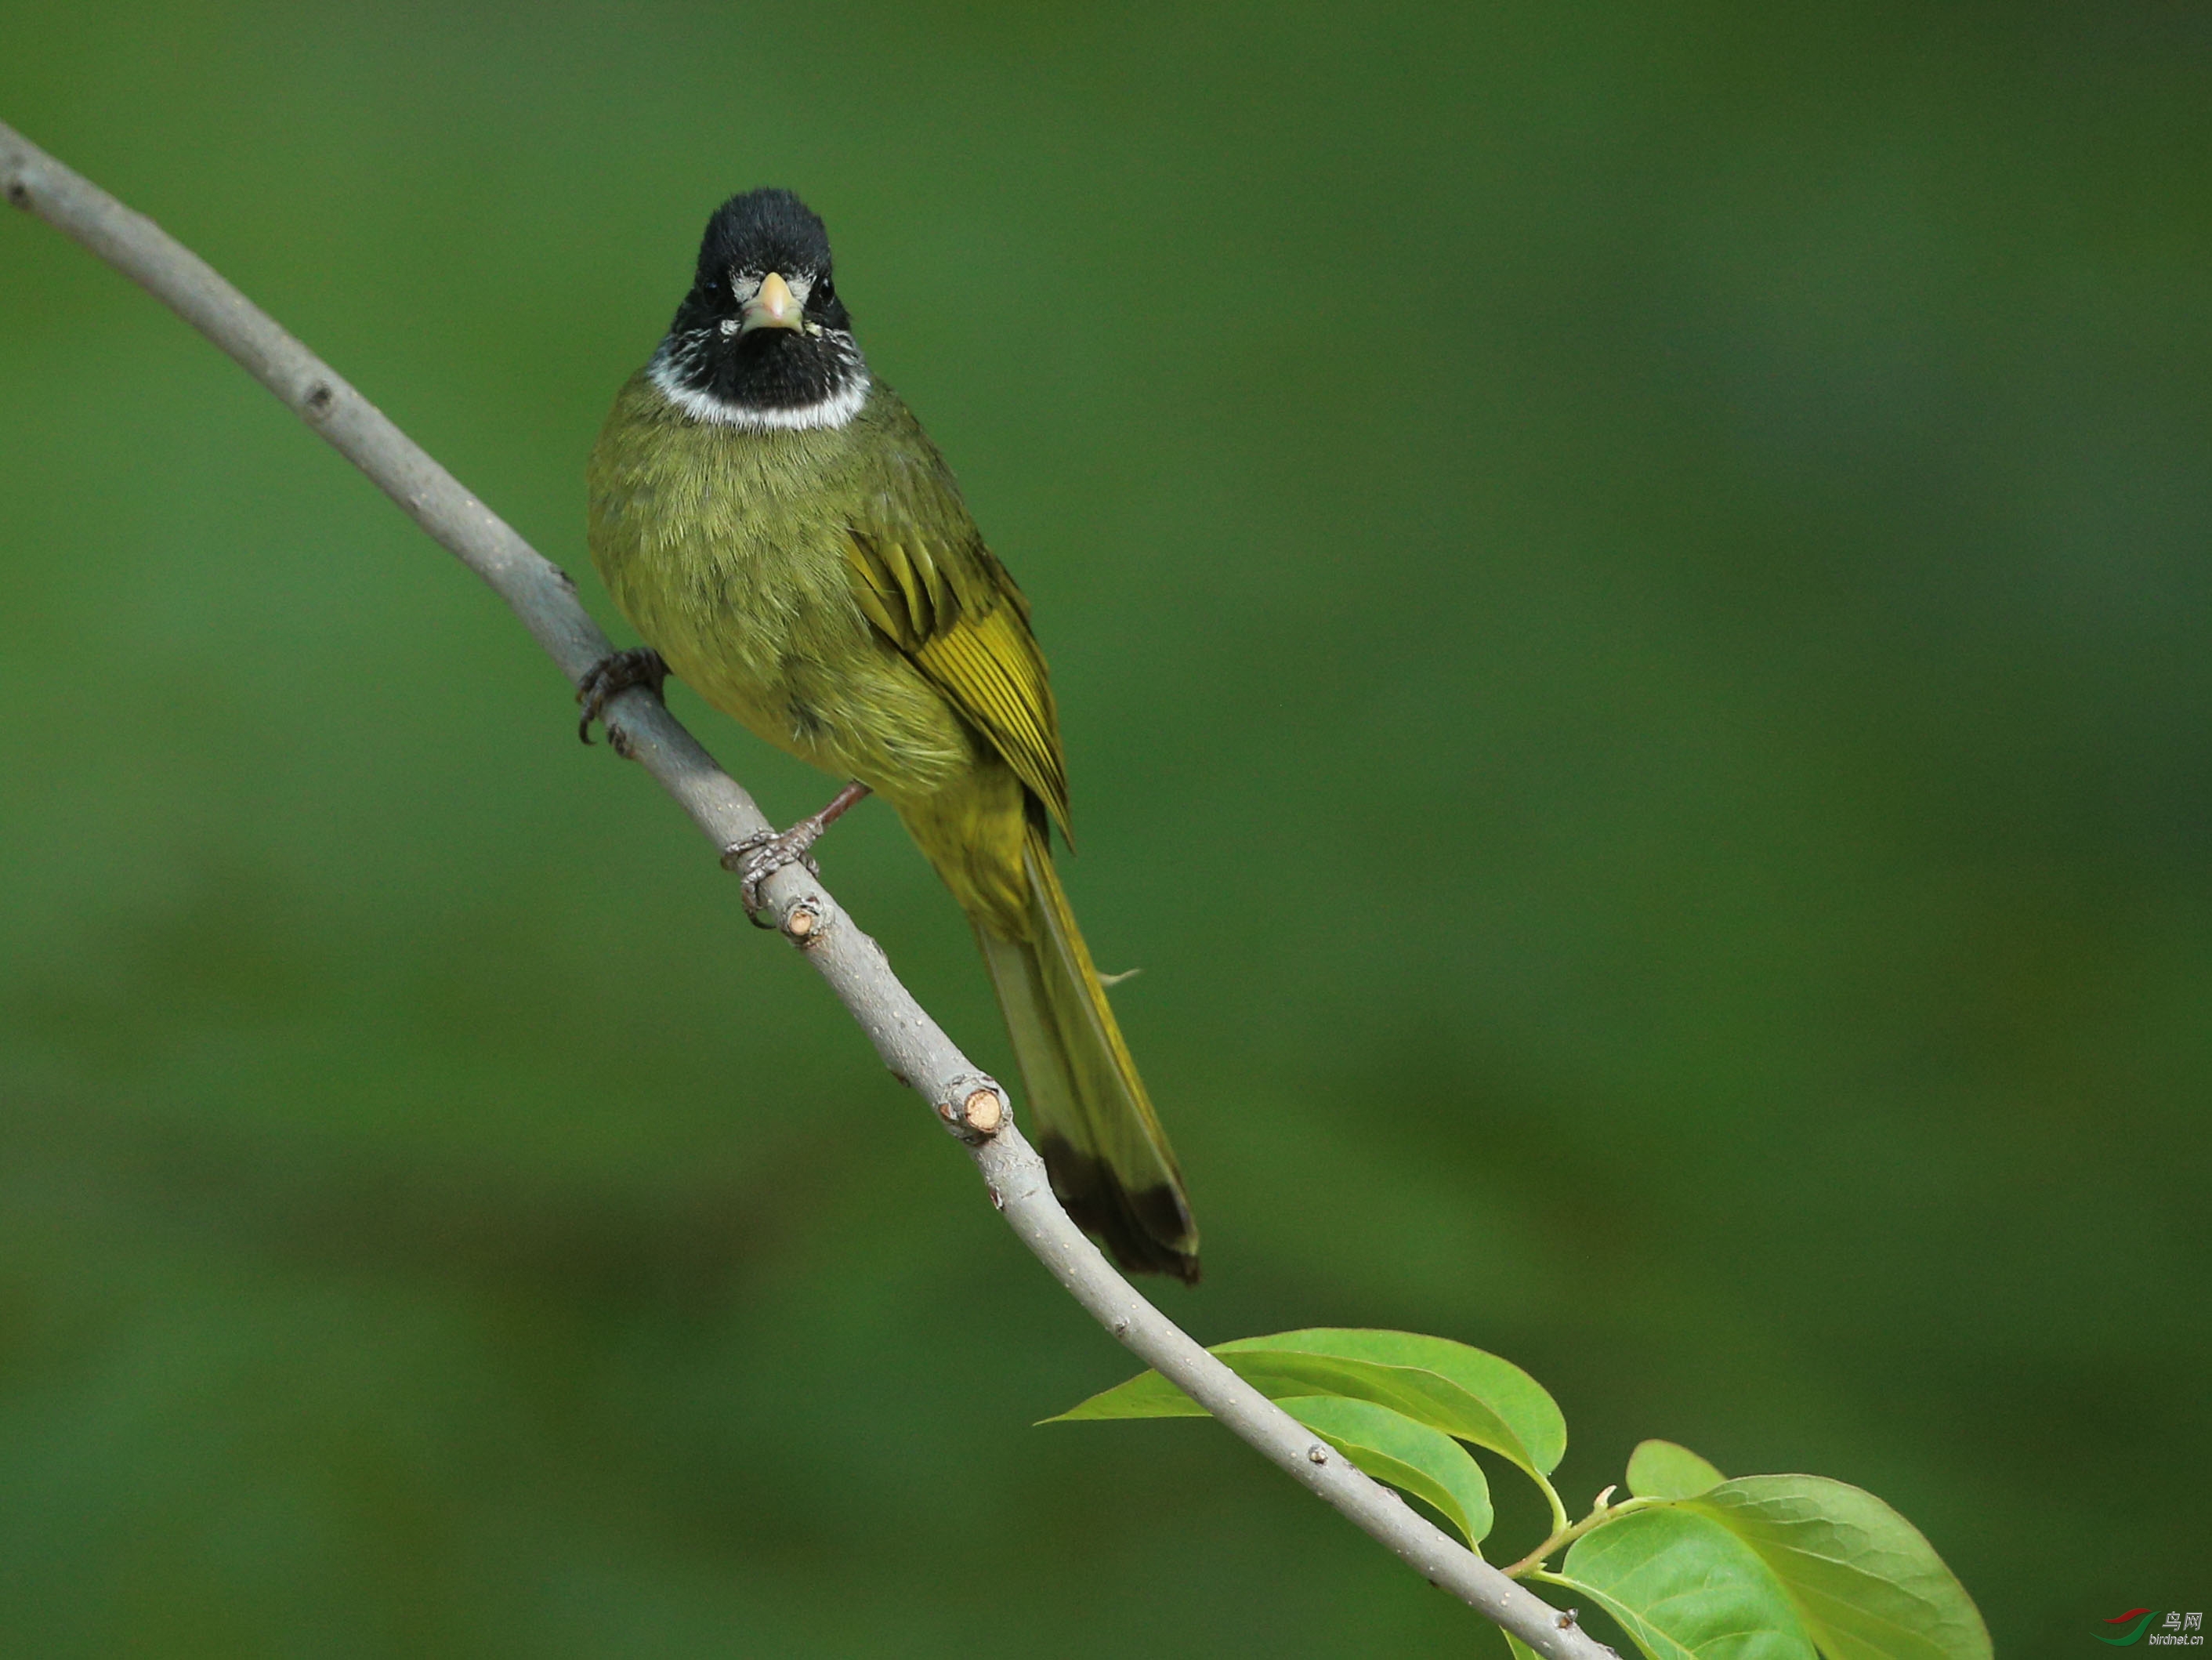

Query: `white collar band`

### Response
(647, 354, 870, 433)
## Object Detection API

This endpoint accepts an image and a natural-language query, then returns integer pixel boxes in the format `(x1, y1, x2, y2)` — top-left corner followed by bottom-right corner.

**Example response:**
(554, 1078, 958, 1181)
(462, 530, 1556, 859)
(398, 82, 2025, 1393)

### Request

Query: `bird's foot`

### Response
(720, 782, 873, 921)
(576, 647, 670, 746)
(721, 829, 824, 920)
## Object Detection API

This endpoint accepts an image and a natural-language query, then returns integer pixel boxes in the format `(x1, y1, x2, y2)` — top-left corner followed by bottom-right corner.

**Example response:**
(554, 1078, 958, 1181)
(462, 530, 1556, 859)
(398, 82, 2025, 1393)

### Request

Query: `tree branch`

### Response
(1, 119, 1614, 1660)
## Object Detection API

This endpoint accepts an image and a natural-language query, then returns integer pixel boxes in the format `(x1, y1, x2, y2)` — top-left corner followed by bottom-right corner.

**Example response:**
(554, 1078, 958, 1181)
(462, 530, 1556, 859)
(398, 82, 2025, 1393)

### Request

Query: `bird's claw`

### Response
(721, 828, 825, 922)
(577, 647, 670, 745)
(719, 785, 871, 922)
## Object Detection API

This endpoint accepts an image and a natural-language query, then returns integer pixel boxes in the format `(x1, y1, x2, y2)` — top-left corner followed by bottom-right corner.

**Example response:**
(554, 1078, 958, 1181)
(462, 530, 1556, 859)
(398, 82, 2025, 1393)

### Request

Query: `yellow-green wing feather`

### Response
(842, 526, 1070, 835)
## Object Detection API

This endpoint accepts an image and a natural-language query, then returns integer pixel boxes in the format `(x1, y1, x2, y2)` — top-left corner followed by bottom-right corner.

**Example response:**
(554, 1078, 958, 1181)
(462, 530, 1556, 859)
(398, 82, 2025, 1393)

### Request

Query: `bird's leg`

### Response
(576, 647, 671, 746)
(722, 781, 874, 917)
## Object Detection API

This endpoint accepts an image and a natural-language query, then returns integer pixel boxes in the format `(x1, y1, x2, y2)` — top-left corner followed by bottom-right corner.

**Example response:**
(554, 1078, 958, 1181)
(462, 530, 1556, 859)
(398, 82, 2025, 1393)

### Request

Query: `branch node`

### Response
(935, 1075, 1007, 1141)
(6, 177, 28, 210)
(302, 379, 335, 418)
(1306, 1443, 1330, 1465)
(781, 901, 822, 944)
(1558, 1610, 1580, 1629)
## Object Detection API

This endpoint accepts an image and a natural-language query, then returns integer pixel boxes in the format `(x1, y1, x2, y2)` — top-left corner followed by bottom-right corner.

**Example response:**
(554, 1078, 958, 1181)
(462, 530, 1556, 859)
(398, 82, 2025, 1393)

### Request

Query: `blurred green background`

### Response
(2, 2, 2206, 1653)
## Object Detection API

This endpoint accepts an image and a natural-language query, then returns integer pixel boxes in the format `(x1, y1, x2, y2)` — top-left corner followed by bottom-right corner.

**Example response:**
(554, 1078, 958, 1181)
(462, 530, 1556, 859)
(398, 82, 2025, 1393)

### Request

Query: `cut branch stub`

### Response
(936, 1076, 1008, 1140)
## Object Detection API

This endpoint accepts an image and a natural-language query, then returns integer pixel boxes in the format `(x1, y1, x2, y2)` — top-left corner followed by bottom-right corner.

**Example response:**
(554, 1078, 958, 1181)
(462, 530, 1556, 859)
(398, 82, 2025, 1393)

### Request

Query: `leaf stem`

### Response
(1534, 1470, 1573, 1538)
(1504, 1491, 1656, 1578)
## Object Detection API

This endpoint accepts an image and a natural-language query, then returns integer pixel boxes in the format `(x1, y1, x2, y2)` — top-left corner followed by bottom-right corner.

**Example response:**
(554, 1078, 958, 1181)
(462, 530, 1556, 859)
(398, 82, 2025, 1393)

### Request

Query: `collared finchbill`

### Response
(592, 186, 1200, 1280)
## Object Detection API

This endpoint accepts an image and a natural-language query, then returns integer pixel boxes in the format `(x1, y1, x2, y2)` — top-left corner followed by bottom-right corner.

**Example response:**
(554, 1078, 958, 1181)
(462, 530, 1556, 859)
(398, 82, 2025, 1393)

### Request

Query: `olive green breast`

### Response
(585, 373, 985, 798)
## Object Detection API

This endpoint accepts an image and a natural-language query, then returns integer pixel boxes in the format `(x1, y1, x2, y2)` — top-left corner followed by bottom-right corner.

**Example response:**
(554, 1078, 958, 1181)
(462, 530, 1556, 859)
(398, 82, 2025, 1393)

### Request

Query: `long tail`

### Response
(975, 823, 1200, 1282)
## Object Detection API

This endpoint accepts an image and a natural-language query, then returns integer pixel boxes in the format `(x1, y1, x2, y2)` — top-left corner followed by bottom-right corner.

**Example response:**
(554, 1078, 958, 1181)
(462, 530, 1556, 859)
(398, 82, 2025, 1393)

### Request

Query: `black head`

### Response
(649, 188, 869, 429)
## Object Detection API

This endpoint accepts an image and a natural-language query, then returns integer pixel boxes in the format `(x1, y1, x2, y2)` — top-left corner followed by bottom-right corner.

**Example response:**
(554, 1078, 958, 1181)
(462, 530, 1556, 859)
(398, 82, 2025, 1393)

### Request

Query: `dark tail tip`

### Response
(1037, 1136, 1201, 1285)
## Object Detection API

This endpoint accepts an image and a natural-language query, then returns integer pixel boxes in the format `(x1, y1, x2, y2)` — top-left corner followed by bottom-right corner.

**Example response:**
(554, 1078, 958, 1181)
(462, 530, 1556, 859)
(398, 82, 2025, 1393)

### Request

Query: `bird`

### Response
(583, 188, 1198, 1282)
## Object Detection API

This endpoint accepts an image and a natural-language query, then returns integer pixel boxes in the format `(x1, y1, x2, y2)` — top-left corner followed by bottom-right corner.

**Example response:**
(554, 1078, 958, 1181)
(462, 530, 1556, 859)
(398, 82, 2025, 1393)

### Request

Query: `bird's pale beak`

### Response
(738, 270, 803, 335)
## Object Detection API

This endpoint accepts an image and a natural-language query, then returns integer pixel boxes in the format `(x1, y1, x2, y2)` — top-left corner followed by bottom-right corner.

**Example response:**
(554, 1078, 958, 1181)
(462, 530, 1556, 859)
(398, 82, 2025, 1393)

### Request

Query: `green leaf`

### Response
(1275, 1395, 1493, 1547)
(1044, 1366, 1211, 1423)
(1506, 1636, 1545, 1660)
(1627, 1439, 1726, 1500)
(1558, 1505, 1817, 1660)
(1046, 1328, 1567, 1484)
(1226, 1330, 1567, 1475)
(1685, 1477, 1991, 1660)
